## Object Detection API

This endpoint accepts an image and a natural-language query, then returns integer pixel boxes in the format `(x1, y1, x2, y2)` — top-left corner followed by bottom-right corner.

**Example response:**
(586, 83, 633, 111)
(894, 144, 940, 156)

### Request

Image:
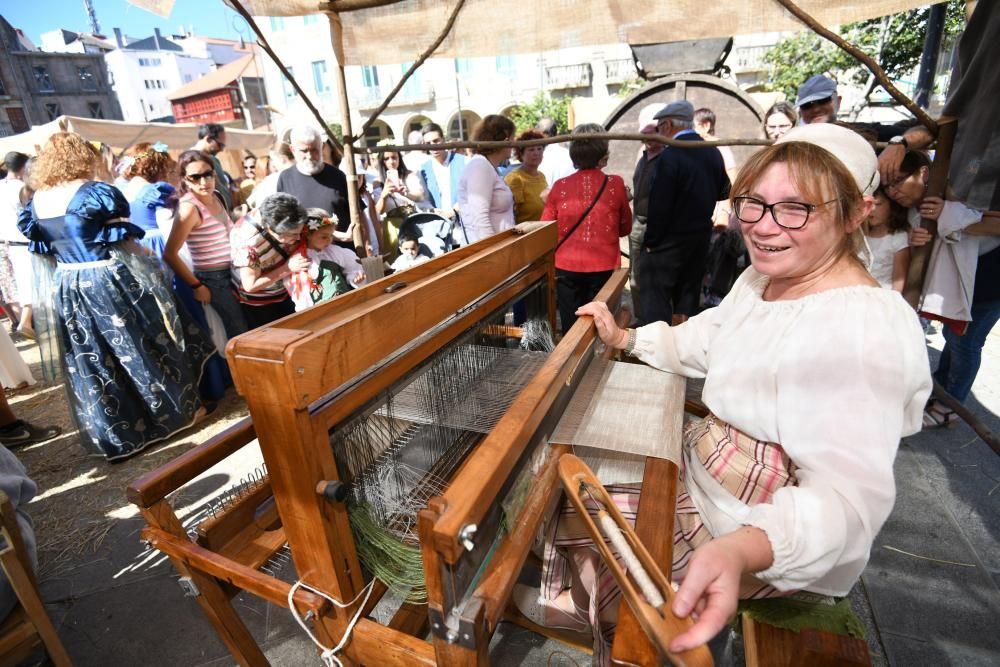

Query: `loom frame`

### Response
(129, 224, 682, 666)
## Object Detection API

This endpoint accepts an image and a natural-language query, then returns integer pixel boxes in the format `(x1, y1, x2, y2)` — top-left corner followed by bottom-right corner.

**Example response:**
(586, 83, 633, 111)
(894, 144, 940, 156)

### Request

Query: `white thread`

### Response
(597, 511, 665, 608)
(288, 578, 376, 667)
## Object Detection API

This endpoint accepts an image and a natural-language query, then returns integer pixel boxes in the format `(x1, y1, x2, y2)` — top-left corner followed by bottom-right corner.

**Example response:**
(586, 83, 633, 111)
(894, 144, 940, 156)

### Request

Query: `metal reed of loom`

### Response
(326, 294, 555, 600)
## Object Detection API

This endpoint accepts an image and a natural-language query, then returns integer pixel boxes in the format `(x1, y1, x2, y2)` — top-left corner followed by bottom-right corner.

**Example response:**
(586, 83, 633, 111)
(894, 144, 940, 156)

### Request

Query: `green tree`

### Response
(327, 122, 344, 143)
(762, 1, 966, 112)
(509, 92, 572, 135)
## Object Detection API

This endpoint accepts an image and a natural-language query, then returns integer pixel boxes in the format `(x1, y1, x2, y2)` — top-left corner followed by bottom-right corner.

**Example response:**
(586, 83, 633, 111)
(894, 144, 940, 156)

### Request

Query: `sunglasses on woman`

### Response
(185, 171, 215, 183)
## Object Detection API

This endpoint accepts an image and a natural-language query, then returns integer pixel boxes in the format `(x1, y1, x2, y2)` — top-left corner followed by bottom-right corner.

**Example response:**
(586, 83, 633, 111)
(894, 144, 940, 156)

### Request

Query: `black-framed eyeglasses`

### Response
(733, 196, 838, 230)
(185, 171, 215, 183)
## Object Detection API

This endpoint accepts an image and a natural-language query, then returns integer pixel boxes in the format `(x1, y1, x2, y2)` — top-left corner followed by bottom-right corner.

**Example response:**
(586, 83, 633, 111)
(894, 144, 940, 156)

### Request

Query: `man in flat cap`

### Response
(796, 74, 839, 125)
(640, 100, 730, 325)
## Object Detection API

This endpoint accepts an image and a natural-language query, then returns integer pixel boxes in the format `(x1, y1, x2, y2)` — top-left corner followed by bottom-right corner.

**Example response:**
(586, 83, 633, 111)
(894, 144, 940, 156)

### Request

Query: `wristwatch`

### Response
(888, 135, 908, 149)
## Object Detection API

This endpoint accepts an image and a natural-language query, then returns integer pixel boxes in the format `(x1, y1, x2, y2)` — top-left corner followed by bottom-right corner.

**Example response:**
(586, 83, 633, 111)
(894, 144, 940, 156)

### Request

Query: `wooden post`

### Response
(902, 116, 958, 308)
(326, 10, 366, 254)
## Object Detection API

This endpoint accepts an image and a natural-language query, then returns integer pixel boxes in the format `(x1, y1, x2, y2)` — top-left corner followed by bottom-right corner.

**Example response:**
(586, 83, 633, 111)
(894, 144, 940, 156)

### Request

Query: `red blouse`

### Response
(542, 169, 632, 273)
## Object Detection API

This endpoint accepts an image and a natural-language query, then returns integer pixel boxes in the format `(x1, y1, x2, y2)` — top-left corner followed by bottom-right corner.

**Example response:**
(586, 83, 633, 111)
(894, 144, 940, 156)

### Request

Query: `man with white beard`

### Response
(277, 126, 357, 250)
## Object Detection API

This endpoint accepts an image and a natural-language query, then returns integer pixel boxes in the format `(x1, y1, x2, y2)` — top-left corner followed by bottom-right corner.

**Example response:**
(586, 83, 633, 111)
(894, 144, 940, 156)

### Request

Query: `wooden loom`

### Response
(128, 224, 701, 666)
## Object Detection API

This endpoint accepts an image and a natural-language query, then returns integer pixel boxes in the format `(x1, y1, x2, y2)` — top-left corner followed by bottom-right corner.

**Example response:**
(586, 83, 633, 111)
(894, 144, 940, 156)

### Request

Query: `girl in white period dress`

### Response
(864, 187, 911, 291)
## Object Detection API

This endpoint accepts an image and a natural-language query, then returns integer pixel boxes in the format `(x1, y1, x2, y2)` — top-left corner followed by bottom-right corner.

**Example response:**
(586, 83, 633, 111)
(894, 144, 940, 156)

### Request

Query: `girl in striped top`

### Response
(165, 150, 248, 338)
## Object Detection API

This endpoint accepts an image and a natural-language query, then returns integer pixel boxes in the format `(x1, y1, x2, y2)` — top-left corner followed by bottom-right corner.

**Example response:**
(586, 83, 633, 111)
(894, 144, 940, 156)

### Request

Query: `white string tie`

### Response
(287, 578, 376, 667)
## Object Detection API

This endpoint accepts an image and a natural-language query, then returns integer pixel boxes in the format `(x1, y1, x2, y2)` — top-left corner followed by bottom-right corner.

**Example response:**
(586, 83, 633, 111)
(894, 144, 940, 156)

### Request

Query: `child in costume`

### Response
(286, 208, 366, 312)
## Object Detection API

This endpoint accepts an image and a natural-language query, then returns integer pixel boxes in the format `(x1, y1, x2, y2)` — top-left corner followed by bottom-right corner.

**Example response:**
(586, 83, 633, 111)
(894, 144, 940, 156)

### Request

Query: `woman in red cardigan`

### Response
(543, 124, 632, 333)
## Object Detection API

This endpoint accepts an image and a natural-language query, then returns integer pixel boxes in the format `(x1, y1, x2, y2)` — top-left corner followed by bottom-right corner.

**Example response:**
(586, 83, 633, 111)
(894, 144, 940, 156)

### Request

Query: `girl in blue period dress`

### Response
(121, 141, 177, 258)
(18, 132, 216, 461)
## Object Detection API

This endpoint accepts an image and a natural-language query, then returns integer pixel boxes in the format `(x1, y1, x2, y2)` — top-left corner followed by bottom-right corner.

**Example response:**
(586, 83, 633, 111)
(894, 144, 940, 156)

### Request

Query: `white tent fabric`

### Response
(0, 116, 275, 175)
(0, 116, 274, 156)
(226, 0, 932, 65)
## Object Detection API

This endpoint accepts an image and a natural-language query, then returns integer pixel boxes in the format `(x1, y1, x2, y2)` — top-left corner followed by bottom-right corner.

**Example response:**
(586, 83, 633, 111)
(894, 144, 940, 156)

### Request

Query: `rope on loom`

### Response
(287, 579, 376, 667)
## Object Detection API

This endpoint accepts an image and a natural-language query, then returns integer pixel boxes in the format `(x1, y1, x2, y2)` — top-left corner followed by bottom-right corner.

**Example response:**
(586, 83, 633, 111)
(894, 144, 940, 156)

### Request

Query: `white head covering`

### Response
(775, 123, 878, 268)
(776, 124, 880, 196)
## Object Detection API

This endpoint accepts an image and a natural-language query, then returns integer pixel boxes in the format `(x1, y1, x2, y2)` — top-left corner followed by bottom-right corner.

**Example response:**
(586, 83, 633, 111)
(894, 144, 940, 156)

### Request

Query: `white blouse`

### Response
(633, 267, 932, 595)
(457, 155, 515, 243)
(865, 231, 910, 289)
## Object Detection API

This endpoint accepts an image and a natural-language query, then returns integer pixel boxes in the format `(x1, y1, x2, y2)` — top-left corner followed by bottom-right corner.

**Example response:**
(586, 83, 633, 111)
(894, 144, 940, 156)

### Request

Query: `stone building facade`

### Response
(0, 15, 122, 136)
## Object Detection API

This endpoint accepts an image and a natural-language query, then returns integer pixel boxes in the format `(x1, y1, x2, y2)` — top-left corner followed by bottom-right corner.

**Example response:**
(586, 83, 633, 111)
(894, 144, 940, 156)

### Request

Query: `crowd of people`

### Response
(0, 8, 996, 653)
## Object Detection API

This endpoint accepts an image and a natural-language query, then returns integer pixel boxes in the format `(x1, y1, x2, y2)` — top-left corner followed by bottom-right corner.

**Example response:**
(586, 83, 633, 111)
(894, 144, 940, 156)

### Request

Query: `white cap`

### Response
(776, 124, 879, 196)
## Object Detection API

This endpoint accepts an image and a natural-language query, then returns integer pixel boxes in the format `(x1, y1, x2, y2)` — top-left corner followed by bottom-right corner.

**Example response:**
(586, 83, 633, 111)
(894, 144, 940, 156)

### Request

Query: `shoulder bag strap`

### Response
(246, 216, 291, 260)
(556, 174, 609, 251)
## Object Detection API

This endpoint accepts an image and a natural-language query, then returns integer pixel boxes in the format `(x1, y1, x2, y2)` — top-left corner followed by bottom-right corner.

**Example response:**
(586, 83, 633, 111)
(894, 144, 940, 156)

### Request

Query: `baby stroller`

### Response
(397, 211, 466, 258)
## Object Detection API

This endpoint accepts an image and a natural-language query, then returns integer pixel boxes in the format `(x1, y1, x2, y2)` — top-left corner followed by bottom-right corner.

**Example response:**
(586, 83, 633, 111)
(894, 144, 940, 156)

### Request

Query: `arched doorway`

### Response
(498, 104, 519, 120)
(447, 110, 481, 141)
(403, 114, 433, 141)
(362, 119, 394, 147)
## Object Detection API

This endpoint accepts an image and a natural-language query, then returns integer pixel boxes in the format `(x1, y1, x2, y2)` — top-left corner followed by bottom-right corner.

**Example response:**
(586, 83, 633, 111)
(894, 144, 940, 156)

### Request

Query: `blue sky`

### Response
(7, 0, 245, 45)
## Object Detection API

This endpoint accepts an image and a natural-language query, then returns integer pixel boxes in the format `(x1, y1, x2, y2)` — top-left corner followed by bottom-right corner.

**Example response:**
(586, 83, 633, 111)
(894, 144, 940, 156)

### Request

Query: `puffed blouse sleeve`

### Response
(745, 293, 931, 593)
(17, 201, 51, 254)
(141, 181, 179, 212)
(77, 182, 145, 245)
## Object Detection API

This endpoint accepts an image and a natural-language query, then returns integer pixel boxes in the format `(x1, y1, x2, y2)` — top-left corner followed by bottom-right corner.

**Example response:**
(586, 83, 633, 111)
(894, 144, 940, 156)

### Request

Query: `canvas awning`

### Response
(0, 116, 275, 175)
(221, 0, 932, 65)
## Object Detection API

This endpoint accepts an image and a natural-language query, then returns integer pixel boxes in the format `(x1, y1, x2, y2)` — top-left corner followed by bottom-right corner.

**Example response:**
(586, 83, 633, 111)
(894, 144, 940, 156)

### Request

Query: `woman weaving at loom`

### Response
(557, 124, 933, 657)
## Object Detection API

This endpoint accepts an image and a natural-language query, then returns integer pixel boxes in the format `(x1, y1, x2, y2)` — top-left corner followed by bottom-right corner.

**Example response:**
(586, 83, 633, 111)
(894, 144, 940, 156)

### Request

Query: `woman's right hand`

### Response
(575, 302, 629, 349)
(193, 285, 212, 304)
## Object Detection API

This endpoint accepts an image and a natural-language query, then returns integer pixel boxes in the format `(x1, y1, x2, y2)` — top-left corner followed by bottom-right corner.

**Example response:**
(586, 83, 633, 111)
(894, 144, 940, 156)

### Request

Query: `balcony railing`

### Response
(544, 64, 592, 90)
(355, 82, 435, 110)
(604, 58, 636, 83)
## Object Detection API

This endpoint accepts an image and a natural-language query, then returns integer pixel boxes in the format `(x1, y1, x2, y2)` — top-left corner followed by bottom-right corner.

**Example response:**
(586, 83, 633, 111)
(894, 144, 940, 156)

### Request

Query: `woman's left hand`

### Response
(669, 526, 773, 652)
(288, 253, 310, 273)
(351, 271, 365, 285)
(919, 196, 944, 221)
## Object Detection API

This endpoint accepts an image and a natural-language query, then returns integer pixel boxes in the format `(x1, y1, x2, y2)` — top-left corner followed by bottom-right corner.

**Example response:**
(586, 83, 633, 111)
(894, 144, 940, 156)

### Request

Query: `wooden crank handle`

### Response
(557, 454, 714, 667)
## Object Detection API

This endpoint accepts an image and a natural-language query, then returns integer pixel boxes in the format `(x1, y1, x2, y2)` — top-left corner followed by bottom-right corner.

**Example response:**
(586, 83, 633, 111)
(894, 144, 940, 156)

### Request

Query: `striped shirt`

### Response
(181, 193, 232, 269)
(229, 212, 296, 306)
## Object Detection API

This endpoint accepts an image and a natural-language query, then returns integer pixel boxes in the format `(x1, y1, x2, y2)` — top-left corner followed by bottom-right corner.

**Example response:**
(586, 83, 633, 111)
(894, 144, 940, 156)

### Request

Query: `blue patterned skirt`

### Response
(54, 257, 215, 461)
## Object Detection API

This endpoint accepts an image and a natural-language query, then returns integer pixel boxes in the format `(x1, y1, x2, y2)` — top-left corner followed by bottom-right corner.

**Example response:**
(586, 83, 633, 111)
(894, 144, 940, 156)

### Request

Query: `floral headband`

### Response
(306, 213, 339, 232)
(120, 142, 169, 170)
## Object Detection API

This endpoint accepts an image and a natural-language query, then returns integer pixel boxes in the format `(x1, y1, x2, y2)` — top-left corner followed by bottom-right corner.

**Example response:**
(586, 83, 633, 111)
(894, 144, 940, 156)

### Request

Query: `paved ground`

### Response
(6, 323, 999, 666)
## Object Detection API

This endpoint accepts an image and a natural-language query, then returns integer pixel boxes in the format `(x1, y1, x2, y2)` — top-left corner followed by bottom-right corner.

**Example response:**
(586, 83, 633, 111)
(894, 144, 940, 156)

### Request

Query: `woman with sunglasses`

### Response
(166, 150, 247, 339)
(565, 124, 931, 656)
(16, 133, 218, 461)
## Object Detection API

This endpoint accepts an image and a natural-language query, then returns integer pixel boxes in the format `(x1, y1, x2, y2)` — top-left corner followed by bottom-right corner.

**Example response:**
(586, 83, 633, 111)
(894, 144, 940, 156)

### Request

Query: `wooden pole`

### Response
(901, 116, 958, 308)
(326, 10, 366, 254)
(773, 0, 938, 134)
(227, 0, 342, 152)
(365, 133, 774, 155)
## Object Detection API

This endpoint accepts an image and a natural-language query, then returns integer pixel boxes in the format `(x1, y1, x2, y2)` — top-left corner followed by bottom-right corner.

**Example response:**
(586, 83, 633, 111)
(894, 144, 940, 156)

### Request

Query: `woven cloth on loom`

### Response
(549, 358, 685, 484)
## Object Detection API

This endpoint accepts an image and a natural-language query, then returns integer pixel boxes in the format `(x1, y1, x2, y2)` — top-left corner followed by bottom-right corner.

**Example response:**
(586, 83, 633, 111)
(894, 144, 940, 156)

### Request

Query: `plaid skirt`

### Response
(540, 413, 799, 664)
